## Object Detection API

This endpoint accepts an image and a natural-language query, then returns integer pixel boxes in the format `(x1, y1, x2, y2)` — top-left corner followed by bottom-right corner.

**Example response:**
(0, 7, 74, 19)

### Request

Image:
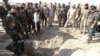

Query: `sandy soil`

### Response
(0, 18, 100, 56)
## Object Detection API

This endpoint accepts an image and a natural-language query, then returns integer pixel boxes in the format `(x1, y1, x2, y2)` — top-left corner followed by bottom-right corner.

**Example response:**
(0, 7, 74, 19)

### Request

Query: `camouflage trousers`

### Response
(87, 26, 95, 43)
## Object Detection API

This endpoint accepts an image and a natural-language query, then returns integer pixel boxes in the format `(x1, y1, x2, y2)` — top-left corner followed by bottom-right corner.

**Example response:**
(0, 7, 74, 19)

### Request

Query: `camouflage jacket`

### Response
(88, 11, 100, 28)
(5, 12, 24, 35)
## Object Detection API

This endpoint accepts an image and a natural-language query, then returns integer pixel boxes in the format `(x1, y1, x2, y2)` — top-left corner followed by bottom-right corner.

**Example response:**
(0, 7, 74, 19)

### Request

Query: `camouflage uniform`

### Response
(18, 10, 29, 39)
(5, 11, 24, 56)
(87, 10, 100, 42)
(56, 4, 61, 25)
(38, 6, 44, 28)
(25, 7, 35, 33)
(57, 4, 67, 27)
(1, 2, 11, 29)
(0, 6, 6, 19)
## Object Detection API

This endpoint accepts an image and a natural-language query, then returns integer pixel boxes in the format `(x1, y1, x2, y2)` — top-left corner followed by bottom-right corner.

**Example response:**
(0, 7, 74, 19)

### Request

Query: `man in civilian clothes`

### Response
(33, 10, 41, 36)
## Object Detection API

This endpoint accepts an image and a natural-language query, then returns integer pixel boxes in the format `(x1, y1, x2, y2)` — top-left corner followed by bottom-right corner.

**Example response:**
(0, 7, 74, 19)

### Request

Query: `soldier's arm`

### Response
(92, 15, 98, 28)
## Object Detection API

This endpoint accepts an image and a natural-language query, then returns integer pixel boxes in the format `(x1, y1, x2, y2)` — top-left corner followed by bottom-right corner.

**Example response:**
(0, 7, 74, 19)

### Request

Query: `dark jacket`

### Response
(5, 12, 24, 35)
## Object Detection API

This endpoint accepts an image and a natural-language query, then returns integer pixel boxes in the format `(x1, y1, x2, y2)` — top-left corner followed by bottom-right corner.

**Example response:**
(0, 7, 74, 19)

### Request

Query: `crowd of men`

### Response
(0, 0, 100, 56)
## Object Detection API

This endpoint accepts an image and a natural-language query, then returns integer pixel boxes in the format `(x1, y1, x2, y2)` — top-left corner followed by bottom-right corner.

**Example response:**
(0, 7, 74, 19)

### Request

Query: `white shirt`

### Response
(33, 12, 39, 23)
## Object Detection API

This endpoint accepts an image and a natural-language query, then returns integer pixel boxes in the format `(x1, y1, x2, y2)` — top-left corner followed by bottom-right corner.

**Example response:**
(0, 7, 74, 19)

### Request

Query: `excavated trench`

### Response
(1, 25, 100, 56)
(0, 26, 74, 56)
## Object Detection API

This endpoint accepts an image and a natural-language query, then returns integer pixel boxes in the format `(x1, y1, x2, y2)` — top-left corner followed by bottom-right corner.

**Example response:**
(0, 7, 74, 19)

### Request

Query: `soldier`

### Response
(1, 0, 11, 29)
(18, 6, 30, 39)
(75, 3, 81, 29)
(62, 3, 68, 27)
(65, 4, 70, 20)
(21, 3, 26, 9)
(0, 4, 6, 20)
(25, 3, 35, 33)
(1, 0, 11, 15)
(64, 4, 77, 29)
(80, 3, 89, 34)
(38, 1, 44, 28)
(42, 3, 49, 27)
(56, 3, 61, 25)
(58, 3, 67, 27)
(5, 6, 24, 56)
(87, 5, 100, 43)
(48, 3, 55, 26)
(53, 2, 57, 12)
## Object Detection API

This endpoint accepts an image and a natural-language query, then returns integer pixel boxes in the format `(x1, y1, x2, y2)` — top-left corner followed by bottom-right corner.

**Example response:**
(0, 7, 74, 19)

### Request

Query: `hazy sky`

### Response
(0, 0, 100, 5)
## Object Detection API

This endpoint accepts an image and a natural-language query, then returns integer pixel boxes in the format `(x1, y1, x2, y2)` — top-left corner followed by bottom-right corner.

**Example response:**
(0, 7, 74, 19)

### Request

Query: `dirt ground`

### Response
(0, 18, 100, 56)
(0, 21, 78, 56)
